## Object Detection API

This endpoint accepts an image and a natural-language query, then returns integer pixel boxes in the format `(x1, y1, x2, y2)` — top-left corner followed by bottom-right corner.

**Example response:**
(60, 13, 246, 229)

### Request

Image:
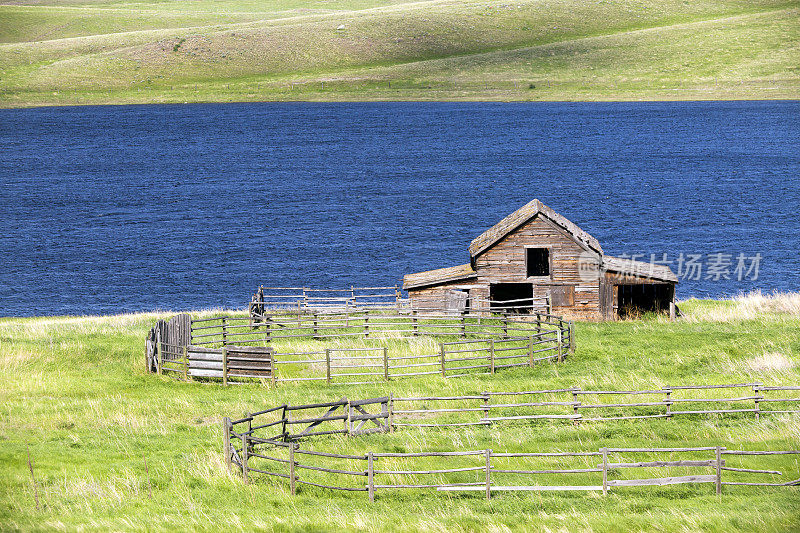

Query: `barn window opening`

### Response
(526, 248, 550, 277)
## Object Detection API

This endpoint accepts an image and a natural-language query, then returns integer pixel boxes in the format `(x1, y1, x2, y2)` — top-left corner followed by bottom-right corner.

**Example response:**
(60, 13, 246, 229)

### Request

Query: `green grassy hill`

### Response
(1, 293, 799, 531)
(0, 0, 798, 107)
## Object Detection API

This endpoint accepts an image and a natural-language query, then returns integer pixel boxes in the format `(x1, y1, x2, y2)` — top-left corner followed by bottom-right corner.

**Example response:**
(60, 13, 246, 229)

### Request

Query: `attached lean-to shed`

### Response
(403, 199, 677, 320)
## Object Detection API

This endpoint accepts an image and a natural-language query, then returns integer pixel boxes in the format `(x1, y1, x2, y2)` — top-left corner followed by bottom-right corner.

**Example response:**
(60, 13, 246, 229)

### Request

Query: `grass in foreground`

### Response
(0, 292, 799, 531)
(0, 0, 798, 107)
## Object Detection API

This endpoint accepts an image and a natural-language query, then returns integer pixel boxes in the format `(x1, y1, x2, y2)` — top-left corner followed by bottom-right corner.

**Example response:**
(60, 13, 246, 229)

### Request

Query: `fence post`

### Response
(482, 392, 490, 422)
(223, 417, 231, 470)
(412, 310, 418, 336)
(715, 446, 722, 494)
(266, 319, 271, 344)
(313, 312, 318, 339)
(364, 311, 369, 338)
(347, 399, 352, 435)
(183, 345, 188, 381)
(568, 321, 575, 354)
(325, 349, 331, 384)
(573, 388, 581, 425)
(270, 351, 277, 387)
(156, 332, 163, 375)
(241, 434, 249, 484)
(528, 336, 535, 368)
(535, 313, 541, 334)
(222, 347, 228, 386)
(489, 339, 495, 374)
(461, 315, 466, 337)
(753, 383, 761, 421)
(383, 347, 389, 381)
(289, 443, 296, 495)
(439, 343, 446, 377)
(389, 392, 395, 433)
(665, 388, 672, 418)
(485, 449, 492, 501)
(601, 447, 608, 495)
(557, 328, 563, 363)
(222, 316, 228, 346)
(502, 315, 508, 338)
(368, 451, 375, 502)
(282, 405, 289, 441)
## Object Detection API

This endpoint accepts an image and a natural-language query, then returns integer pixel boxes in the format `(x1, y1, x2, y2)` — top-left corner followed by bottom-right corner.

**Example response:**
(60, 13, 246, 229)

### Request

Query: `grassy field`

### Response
(0, 0, 798, 107)
(1, 292, 799, 531)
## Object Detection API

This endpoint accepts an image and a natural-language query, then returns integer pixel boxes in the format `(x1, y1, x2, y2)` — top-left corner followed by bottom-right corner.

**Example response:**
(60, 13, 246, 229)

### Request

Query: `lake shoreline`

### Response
(4, 94, 799, 111)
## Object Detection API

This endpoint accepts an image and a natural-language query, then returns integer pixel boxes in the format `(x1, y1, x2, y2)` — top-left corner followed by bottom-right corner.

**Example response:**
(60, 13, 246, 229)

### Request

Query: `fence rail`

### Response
(223, 393, 800, 500)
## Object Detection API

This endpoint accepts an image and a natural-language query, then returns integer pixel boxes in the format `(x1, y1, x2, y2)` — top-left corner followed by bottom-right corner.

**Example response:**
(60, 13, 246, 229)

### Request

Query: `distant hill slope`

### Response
(0, 0, 798, 107)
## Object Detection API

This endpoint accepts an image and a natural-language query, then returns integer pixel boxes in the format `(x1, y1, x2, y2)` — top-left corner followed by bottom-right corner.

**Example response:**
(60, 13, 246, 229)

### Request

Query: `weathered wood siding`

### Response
(474, 215, 602, 320)
(408, 283, 489, 314)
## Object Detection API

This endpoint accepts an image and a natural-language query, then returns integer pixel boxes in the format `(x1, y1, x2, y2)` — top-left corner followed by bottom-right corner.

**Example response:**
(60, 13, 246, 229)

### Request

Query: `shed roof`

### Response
(603, 255, 678, 283)
(468, 199, 603, 260)
(402, 263, 477, 290)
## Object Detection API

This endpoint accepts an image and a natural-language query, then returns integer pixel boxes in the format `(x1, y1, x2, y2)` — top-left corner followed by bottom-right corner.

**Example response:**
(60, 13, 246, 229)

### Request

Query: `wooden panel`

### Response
(446, 290, 468, 313)
(551, 285, 575, 307)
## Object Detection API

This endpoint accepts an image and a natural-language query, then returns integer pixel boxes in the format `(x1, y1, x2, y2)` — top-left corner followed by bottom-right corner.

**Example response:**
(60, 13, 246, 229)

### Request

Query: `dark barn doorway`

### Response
(617, 284, 673, 317)
(490, 283, 534, 313)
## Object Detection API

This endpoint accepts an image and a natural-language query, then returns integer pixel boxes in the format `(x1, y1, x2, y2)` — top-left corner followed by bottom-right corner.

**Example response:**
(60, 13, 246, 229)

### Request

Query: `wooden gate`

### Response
(146, 313, 191, 372)
(186, 345, 274, 385)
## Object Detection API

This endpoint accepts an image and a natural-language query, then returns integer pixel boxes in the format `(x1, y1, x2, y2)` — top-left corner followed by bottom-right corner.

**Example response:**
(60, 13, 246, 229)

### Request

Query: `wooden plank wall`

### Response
(187, 345, 274, 384)
(474, 215, 602, 320)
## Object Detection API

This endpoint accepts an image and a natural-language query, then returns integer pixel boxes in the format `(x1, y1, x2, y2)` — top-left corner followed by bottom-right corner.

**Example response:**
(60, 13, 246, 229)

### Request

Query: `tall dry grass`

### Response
(680, 290, 800, 322)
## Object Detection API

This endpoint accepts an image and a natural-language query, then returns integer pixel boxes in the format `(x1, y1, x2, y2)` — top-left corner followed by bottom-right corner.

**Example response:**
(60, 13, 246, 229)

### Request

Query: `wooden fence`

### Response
(391, 384, 800, 426)
(145, 313, 190, 373)
(250, 286, 406, 314)
(219, 309, 567, 346)
(223, 394, 800, 499)
(148, 311, 574, 385)
(407, 294, 553, 315)
(249, 285, 557, 317)
(152, 343, 276, 385)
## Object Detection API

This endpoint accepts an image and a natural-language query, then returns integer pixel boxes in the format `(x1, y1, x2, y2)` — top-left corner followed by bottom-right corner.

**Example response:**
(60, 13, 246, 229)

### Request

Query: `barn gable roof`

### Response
(403, 263, 477, 290)
(603, 255, 678, 283)
(468, 199, 603, 260)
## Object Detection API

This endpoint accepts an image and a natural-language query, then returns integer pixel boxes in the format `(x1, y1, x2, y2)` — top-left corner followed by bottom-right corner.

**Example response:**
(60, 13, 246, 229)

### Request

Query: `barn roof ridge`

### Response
(468, 199, 603, 259)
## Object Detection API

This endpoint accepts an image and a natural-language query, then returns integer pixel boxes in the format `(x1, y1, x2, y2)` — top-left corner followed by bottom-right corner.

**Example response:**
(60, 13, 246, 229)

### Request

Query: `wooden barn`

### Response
(403, 199, 677, 320)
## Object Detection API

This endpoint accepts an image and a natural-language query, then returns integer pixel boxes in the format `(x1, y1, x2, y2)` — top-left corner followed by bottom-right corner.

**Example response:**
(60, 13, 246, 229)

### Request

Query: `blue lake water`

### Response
(1, 101, 798, 317)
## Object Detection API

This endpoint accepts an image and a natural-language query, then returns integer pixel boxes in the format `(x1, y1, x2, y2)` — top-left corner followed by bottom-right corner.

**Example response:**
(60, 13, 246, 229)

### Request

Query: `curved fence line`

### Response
(190, 310, 568, 347)
(149, 311, 574, 385)
(222, 387, 800, 499)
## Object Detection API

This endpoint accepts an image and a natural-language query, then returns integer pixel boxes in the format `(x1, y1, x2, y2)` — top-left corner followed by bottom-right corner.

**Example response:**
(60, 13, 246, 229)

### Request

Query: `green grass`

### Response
(1, 296, 799, 531)
(0, 0, 798, 107)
